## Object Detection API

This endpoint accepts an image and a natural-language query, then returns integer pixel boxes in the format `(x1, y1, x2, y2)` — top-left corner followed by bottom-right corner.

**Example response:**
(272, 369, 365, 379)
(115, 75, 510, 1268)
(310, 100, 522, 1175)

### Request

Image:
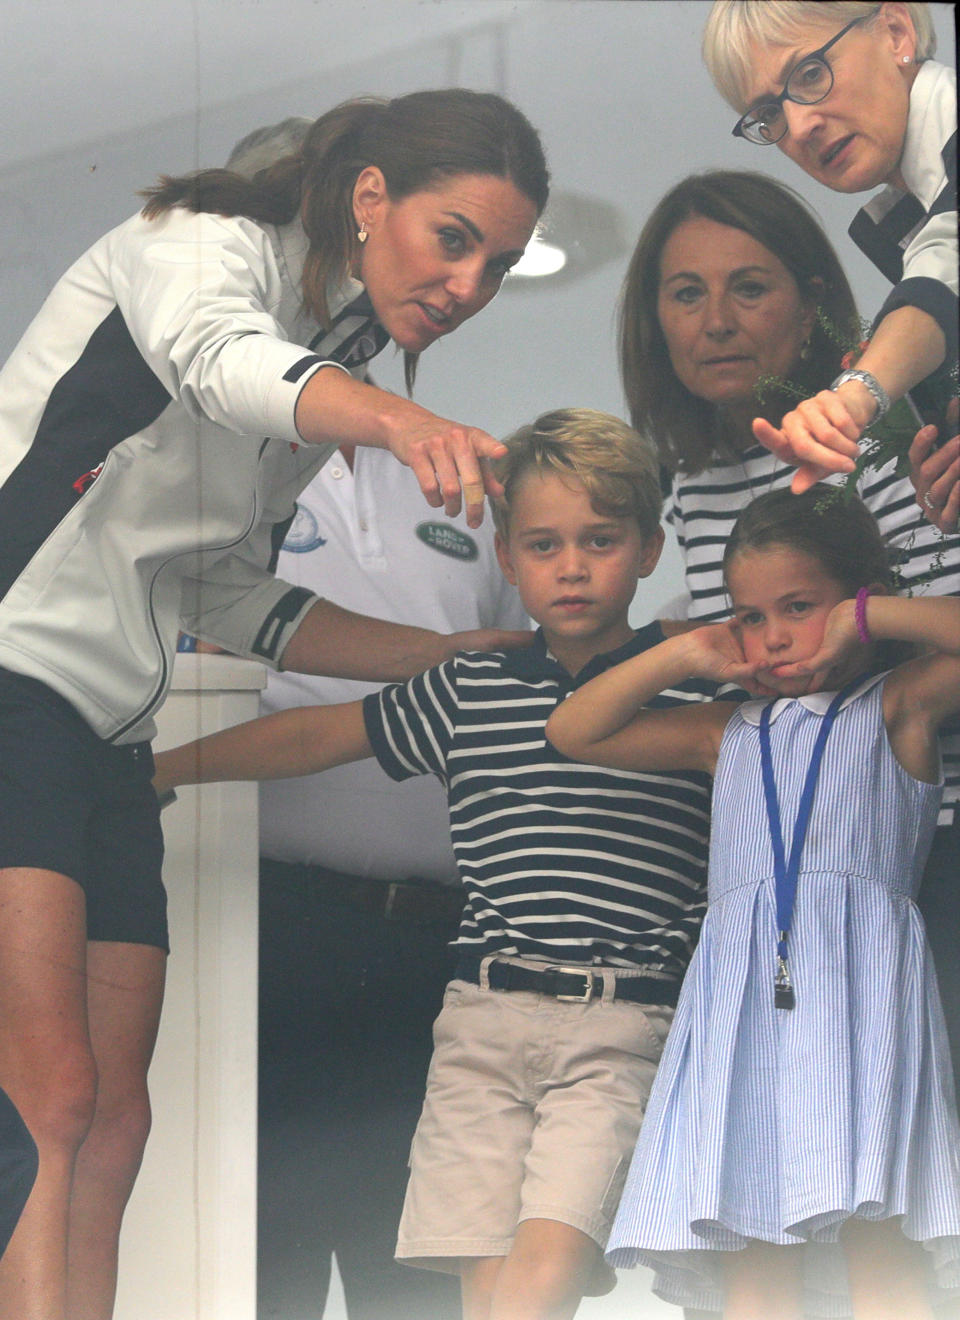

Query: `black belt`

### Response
(454, 954, 680, 1006)
(261, 859, 464, 926)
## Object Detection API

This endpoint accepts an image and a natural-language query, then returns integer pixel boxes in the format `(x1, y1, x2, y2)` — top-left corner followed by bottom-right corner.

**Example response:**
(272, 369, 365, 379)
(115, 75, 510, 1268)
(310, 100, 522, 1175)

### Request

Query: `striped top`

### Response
(668, 446, 960, 822)
(848, 60, 957, 362)
(362, 623, 715, 981)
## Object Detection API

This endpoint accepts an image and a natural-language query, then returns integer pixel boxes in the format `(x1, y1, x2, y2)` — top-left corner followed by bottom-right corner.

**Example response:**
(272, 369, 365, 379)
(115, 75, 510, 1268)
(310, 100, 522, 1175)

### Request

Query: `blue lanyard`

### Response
(759, 684, 853, 1010)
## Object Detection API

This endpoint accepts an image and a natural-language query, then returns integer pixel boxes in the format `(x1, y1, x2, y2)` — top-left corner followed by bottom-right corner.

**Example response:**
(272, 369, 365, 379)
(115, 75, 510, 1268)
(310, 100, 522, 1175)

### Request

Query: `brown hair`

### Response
(619, 170, 860, 475)
(492, 408, 662, 541)
(141, 90, 549, 391)
(722, 486, 896, 594)
(721, 484, 916, 666)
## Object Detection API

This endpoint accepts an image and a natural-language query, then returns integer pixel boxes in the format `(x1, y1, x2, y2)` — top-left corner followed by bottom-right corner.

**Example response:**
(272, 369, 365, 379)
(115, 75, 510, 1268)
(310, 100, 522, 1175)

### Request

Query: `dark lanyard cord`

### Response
(758, 683, 855, 1008)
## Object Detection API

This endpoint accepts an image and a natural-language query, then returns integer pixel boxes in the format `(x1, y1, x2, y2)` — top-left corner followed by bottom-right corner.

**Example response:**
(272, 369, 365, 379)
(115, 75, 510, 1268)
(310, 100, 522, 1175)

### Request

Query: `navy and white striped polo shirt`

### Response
(362, 623, 716, 981)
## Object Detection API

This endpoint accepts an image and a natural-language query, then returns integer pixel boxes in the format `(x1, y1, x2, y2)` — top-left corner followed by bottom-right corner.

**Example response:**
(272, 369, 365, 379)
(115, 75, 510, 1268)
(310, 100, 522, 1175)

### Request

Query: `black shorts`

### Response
(0, 668, 168, 950)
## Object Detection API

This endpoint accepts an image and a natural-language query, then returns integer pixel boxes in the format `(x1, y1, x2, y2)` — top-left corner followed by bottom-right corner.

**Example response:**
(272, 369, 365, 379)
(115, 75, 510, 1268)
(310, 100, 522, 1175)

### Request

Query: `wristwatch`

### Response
(830, 368, 891, 422)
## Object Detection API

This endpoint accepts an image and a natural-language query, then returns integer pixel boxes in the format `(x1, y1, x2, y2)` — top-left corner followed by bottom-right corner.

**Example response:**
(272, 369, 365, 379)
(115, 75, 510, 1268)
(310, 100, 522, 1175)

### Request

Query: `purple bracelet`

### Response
(855, 587, 872, 644)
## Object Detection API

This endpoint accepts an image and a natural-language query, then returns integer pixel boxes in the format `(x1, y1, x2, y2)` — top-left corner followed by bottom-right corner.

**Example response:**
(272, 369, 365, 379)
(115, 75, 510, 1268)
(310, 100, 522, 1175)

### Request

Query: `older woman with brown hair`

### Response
(0, 87, 546, 1320)
(618, 169, 959, 1126)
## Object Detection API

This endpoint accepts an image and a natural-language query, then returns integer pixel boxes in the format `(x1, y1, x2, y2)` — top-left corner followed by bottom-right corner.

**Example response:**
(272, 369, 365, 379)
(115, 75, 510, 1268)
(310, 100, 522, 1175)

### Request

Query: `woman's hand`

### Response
(752, 381, 873, 495)
(909, 399, 960, 533)
(381, 413, 507, 529)
(439, 628, 534, 661)
(295, 368, 506, 528)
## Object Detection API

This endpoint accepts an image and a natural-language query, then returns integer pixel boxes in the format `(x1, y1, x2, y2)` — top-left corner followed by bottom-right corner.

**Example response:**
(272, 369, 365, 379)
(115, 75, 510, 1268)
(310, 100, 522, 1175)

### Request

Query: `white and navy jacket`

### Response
(0, 205, 385, 744)
(848, 60, 958, 364)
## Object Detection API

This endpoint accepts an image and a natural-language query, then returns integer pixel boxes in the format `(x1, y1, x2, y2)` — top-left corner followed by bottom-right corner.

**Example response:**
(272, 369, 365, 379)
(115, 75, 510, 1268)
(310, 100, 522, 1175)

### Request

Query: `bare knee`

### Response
(19, 1049, 98, 1157)
(841, 1217, 935, 1320)
(723, 1241, 803, 1320)
(461, 1257, 503, 1320)
(491, 1219, 601, 1319)
(511, 1248, 587, 1301)
(82, 1083, 153, 1185)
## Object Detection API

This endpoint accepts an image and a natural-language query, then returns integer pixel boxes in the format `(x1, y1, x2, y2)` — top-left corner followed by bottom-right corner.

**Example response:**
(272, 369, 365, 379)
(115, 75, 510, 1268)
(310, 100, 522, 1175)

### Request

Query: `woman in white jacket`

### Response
(0, 88, 546, 1320)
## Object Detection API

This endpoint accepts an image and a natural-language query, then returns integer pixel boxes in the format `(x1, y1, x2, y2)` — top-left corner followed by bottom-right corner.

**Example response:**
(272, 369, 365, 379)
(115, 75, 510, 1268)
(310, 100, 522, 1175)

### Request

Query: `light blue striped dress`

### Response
(606, 673, 960, 1316)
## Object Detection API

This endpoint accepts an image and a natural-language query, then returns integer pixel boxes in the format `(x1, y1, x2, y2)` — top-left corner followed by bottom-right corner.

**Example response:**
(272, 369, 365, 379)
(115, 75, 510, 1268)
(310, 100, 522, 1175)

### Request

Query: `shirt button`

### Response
(330, 466, 344, 479)
(359, 519, 369, 532)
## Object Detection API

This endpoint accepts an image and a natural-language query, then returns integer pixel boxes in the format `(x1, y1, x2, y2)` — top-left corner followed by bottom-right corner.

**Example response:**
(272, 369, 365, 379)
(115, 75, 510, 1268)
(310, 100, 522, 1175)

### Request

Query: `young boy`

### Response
(154, 409, 720, 1319)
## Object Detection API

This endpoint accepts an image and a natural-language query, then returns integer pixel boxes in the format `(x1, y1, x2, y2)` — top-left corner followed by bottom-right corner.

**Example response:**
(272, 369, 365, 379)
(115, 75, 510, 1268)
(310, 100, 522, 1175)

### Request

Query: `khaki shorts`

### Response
(396, 961, 673, 1272)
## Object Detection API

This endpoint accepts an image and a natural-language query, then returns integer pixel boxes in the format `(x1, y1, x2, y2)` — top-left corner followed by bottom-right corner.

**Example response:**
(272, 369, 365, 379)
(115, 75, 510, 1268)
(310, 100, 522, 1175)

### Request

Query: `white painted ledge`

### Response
(115, 655, 266, 1320)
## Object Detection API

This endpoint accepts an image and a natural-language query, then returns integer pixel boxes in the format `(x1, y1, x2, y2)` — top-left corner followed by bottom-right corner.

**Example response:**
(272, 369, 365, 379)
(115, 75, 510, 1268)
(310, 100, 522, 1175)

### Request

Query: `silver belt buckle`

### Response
(546, 964, 596, 1002)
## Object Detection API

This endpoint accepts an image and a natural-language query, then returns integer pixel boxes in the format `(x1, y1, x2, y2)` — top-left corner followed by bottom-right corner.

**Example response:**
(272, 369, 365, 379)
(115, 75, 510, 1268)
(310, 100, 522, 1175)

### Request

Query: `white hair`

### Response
(702, 2, 936, 110)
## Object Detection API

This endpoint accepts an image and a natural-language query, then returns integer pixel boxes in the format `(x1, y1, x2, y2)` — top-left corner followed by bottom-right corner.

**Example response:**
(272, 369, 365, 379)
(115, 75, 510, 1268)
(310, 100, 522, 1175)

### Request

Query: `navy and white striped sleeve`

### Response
(857, 454, 960, 599)
(362, 659, 460, 782)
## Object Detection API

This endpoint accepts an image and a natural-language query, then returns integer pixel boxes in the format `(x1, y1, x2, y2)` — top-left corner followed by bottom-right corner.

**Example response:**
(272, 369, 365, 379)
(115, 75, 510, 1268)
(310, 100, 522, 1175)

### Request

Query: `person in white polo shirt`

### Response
(256, 441, 529, 1320)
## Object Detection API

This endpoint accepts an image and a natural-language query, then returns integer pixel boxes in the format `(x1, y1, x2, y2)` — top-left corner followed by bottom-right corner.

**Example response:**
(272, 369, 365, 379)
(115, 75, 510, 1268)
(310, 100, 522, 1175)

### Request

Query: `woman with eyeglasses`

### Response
(703, 2, 957, 529)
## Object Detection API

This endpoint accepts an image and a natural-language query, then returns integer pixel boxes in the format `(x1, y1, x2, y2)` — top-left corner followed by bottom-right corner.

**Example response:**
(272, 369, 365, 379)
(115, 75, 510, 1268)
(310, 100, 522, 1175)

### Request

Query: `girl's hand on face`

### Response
(763, 599, 862, 692)
(686, 622, 760, 689)
(752, 387, 870, 495)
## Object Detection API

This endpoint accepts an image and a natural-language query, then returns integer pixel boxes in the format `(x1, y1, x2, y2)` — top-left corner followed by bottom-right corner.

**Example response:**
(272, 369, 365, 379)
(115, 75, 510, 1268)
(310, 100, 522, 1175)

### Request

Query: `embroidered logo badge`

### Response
(282, 506, 327, 554)
(415, 522, 479, 561)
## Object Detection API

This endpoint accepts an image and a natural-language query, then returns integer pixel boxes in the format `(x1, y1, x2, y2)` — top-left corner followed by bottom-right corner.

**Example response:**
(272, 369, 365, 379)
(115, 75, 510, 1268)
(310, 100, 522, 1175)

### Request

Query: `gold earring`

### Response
(357, 222, 368, 244)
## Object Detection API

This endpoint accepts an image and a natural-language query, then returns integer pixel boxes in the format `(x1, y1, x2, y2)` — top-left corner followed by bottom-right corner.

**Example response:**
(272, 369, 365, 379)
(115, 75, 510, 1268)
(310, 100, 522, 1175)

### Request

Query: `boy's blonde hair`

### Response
(492, 408, 662, 540)
(702, 2, 936, 111)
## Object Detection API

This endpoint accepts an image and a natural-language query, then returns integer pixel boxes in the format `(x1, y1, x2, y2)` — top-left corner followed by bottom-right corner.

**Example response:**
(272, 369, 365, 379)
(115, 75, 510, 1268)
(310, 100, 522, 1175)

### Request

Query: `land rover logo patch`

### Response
(416, 522, 478, 561)
(282, 506, 327, 553)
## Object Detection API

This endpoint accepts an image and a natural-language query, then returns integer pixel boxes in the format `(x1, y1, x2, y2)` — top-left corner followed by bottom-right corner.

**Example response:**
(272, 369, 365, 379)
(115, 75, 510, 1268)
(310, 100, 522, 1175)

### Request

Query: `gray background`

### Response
(1, 0, 955, 614)
(0, 6, 955, 1314)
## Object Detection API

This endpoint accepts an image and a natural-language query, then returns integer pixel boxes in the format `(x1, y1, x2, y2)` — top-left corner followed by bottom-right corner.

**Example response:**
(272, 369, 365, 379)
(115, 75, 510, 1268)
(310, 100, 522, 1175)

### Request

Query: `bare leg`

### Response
(0, 868, 95, 1320)
(842, 1217, 935, 1320)
(722, 1240, 803, 1320)
(462, 1218, 603, 1320)
(66, 940, 166, 1320)
(461, 1257, 503, 1320)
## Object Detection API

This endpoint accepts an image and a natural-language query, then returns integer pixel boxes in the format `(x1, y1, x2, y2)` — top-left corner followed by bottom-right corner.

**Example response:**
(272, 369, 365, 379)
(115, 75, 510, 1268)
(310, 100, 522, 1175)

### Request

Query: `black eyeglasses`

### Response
(732, 7, 879, 145)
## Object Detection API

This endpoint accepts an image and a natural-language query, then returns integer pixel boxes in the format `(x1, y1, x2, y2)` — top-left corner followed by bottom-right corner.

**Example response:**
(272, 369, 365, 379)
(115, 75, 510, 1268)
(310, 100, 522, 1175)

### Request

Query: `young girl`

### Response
(546, 486, 960, 1319)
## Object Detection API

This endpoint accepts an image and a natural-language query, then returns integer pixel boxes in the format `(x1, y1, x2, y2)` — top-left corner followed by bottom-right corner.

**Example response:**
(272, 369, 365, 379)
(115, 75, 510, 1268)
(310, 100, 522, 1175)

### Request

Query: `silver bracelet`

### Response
(830, 368, 891, 421)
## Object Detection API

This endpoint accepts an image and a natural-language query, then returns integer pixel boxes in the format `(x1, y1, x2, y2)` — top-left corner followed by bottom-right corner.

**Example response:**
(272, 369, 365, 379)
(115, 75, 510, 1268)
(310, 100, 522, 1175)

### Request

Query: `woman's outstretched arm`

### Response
(753, 306, 948, 494)
(294, 367, 508, 527)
